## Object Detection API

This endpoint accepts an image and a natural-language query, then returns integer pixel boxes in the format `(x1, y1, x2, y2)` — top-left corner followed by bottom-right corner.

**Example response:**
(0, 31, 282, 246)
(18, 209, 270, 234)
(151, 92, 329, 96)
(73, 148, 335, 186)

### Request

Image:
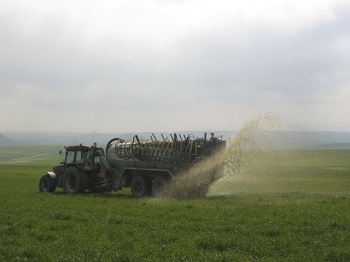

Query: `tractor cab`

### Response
(63, 144, 104, 171)
(64, 145, 89, 165)
(52, 144, 103, 176)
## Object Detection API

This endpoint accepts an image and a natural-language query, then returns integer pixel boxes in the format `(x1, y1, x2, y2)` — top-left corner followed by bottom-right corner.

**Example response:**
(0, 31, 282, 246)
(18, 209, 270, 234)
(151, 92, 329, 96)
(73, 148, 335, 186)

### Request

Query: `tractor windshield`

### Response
(65, 150, 88, 164)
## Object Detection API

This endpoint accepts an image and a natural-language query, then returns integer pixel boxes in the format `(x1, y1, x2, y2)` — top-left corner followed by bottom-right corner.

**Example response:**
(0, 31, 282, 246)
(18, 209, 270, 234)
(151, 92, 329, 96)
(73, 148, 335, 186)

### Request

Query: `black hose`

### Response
(105, 138, 122, 156)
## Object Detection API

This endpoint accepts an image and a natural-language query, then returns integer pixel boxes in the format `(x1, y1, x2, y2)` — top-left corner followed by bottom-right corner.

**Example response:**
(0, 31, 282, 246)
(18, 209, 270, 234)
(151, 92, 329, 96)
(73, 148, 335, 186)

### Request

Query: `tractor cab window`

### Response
(65, 151, 75, 164)
(78, 151, 89, 163)
(66, 150, 88, 164)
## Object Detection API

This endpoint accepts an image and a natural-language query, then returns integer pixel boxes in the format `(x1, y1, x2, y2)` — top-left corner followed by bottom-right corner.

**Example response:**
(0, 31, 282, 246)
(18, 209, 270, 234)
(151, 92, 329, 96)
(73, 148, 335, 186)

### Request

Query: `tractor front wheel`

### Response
(39, 174, 56, 192)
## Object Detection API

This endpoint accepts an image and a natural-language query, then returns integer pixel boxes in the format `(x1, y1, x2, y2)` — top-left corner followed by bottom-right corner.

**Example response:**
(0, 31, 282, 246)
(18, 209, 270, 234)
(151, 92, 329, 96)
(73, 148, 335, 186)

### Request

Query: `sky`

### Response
(1, 0, 349, 133)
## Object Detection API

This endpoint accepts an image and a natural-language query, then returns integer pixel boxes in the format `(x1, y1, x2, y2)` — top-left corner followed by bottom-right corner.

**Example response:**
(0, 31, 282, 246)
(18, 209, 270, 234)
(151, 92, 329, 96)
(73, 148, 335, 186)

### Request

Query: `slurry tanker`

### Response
(39, 133, 226, 197)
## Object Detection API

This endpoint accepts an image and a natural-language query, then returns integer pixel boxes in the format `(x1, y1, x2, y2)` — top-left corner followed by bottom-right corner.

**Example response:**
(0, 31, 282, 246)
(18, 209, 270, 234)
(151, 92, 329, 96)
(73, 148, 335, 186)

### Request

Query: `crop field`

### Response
(1, 145, 350, 261)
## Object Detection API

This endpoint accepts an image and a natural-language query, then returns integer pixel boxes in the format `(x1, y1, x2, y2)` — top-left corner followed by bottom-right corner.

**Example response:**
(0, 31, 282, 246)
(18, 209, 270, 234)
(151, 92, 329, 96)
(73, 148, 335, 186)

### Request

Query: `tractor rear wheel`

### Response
(131, 176, 151, 197)
(63, 167, 87, 194)
(39, 174, 56, 192)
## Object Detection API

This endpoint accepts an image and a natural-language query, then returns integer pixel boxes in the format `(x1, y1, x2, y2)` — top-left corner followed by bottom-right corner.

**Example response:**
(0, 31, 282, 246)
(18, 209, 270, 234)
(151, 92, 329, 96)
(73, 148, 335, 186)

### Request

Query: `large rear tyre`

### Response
(131, 176, 151, 197)
(152, 176, 168, 196)
(39, 174, 56, 192)
(63, 167, 87, 194)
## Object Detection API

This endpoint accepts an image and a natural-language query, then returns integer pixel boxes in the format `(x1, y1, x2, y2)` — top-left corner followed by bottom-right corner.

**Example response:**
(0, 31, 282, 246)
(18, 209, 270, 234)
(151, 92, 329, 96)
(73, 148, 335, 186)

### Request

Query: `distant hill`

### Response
(314, 143, 350, 149)
(1, 131, 350, 148)
(0, 133, 15, 146)
(1, 131, 235, 146)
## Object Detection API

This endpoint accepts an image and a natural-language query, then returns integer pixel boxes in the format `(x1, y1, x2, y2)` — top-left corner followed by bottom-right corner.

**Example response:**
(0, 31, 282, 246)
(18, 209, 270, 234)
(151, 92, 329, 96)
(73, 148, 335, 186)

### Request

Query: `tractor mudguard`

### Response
(45, 171, 57, 179)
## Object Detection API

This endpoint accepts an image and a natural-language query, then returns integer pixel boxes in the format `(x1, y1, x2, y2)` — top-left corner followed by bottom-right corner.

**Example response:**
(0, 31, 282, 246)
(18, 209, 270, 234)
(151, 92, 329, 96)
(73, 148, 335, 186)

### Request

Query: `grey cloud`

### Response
(303, 4, 350, 42)
(1, 1, 349, 132)
(167, 8, 350, 100)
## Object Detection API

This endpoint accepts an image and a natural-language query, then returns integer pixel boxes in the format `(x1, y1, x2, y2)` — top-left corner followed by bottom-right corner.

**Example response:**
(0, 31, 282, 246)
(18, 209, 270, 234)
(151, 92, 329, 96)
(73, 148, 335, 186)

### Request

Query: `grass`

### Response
(0, 145, 61, 163)
(1, 146, 350, 261)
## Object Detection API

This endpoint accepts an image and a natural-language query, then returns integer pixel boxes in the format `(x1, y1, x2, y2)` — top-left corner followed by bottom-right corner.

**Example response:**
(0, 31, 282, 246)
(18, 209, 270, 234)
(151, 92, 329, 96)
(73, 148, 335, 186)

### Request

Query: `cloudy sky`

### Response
(1, 0, 349, 133)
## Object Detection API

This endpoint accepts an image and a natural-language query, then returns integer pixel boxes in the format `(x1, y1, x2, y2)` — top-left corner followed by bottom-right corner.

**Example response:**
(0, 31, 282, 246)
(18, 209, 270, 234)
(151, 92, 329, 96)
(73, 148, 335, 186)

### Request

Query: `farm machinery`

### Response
(39, 133, 226, 197)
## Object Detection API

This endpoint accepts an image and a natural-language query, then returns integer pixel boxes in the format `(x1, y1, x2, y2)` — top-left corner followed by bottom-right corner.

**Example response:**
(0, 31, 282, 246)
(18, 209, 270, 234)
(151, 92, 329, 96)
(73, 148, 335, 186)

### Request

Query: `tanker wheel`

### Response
(39, 174, 56, 192)
(63, 167, 87, 194)
(131, 176, 151, 197)
(152, 176, 168, 196)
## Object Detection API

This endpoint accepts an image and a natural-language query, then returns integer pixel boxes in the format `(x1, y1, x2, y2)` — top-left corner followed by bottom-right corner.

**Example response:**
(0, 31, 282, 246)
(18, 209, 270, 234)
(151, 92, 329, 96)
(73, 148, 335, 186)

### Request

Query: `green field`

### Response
(1, 145, 350, 261)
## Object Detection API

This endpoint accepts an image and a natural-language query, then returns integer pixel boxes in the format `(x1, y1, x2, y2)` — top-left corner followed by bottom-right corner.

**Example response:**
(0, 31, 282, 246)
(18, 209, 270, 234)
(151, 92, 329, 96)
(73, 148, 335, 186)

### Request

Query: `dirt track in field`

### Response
(0, 153, 48, 163)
